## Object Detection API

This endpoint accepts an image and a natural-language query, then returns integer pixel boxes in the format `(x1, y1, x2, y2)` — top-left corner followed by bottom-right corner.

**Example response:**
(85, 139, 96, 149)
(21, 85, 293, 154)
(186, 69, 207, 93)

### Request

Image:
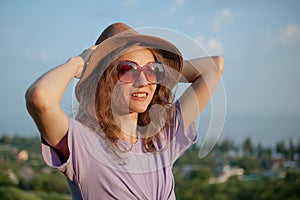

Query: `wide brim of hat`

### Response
(75, 33, 183, 101)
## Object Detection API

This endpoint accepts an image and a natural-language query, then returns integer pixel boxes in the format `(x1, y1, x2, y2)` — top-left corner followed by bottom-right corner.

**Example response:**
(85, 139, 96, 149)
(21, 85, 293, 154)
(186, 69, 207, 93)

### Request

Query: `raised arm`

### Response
(178, 56, 224, 127)
(25, 48, 93, 160)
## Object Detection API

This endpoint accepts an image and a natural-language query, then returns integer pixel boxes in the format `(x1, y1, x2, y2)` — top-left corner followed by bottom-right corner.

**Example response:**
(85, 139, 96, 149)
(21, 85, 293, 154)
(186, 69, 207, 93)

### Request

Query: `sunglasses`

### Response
(117, 60, 165, 84)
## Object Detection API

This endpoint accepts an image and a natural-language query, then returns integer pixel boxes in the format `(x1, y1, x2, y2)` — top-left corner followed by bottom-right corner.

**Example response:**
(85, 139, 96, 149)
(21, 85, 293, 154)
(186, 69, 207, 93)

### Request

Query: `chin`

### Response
(130, 106, 148, 114)
(129, 101, 151, 113)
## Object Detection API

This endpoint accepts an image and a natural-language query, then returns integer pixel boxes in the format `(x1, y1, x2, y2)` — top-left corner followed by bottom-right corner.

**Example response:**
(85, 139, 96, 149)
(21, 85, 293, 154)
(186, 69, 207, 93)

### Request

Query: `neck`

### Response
(115, 112, 138, 144)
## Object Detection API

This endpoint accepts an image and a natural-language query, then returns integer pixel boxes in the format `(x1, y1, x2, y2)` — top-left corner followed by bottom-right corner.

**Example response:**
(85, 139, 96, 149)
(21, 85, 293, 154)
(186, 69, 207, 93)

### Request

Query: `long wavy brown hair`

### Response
(76, 44, 181, 152)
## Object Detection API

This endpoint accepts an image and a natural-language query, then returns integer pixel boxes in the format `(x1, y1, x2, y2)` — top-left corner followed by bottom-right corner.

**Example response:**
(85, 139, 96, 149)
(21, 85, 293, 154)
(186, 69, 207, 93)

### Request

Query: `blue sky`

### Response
(0, 0, 299, 145)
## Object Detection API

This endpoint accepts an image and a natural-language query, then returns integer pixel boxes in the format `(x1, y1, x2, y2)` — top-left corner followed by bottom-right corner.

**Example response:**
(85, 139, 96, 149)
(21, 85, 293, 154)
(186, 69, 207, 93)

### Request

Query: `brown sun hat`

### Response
(75, 22, 183, 101)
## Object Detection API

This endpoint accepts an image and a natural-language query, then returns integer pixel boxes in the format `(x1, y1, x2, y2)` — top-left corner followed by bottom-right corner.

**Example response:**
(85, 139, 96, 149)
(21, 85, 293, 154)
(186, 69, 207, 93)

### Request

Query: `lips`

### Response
(131, 92, 148, 99)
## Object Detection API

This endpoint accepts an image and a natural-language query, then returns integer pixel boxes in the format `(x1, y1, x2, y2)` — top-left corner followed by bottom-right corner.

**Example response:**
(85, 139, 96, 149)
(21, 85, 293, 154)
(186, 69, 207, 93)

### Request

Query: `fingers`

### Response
(79, 48, 93, 64)
(75, 47, 95, 79)
(90, 45, 98, 50)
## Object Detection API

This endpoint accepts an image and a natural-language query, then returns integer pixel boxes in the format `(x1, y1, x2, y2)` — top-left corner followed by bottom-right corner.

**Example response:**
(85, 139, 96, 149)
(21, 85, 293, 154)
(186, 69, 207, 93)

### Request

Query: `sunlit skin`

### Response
(113, 47, 157, 115)
(112, 47, 157, 142)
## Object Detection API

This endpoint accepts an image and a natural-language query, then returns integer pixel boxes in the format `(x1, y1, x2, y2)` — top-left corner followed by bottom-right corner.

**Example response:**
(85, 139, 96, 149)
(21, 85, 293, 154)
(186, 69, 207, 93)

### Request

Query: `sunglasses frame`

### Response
(116, 60, 165, 84)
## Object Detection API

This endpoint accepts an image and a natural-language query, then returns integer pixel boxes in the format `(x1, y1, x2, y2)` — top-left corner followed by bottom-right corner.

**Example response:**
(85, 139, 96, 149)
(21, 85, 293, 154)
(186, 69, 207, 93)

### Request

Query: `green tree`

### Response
(242, 137, 254, 157)
(0, 134, 12, 144)
(276, 140, 288, 159)
(235, 157, 260, 174)
(287, 139, 296, 161)
(256, 143, 272, 170)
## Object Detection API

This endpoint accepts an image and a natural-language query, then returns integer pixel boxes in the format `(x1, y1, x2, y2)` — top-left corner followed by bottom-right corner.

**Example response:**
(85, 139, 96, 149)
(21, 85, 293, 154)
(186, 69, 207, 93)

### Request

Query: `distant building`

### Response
(271, 156, 285, 169)
(7, 169, 19, 184)
(208, 165, 244, 184)
(17, 150, 29, 161)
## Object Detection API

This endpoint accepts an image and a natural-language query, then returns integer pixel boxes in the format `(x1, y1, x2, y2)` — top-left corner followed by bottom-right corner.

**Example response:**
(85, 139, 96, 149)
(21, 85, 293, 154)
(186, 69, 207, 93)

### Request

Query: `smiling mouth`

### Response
(131, 92, 148, 98)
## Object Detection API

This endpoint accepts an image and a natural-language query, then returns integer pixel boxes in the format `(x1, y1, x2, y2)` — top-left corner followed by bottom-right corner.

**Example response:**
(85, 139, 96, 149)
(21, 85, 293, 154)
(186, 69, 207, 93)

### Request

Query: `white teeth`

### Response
(132, 93, 147, 98)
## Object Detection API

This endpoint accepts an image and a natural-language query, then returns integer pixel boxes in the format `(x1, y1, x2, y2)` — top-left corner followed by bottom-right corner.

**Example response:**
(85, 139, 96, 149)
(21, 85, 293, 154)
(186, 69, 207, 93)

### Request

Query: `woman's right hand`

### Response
(75, 45, 98, 79)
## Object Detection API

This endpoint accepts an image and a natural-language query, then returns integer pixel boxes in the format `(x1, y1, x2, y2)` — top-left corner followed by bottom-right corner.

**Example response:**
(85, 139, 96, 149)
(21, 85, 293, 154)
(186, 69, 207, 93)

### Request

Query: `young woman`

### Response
(26, 22, 224, 199)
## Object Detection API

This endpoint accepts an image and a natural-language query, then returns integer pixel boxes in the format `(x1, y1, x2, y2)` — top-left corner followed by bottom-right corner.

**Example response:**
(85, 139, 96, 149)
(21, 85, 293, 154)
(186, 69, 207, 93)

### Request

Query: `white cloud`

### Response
(221, 9, 236, 23)
(175, 0, 185, 6)
(170, 0, 185, 12)
(211, 23, 221, 33)
(195, 36, 223, 54)
(195, 35, 205, 45)
(207, 38, 223, 53)
(280, 24, 300, 45)
(211, 8, 242, 32)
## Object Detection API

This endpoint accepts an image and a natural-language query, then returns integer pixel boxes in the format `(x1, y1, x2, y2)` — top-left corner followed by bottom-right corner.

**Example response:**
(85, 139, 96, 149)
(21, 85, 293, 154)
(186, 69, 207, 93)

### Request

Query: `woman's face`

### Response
(112, 46, 157, 114)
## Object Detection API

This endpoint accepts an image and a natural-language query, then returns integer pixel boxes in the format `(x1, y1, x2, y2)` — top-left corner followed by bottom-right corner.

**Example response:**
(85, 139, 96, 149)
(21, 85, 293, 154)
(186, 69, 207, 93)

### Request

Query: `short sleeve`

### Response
(41, 118, 92, 182)
(167, 101, 198, 163)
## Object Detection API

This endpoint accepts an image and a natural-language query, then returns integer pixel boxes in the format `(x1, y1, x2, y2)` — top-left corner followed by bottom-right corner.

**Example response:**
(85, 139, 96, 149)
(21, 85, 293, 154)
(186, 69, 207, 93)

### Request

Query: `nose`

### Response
(134, 71, 149, 87)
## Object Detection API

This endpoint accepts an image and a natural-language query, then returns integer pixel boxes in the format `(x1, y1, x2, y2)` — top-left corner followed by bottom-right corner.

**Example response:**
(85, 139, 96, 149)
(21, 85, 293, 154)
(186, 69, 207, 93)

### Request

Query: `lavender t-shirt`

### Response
(42, 101, 197, 200)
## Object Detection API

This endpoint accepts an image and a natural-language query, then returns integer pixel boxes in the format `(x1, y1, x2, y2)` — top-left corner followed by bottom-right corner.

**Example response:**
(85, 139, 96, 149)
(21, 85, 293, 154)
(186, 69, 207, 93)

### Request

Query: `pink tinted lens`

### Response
(145, 62, 164, 83)
(117, 62, 137, 83)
